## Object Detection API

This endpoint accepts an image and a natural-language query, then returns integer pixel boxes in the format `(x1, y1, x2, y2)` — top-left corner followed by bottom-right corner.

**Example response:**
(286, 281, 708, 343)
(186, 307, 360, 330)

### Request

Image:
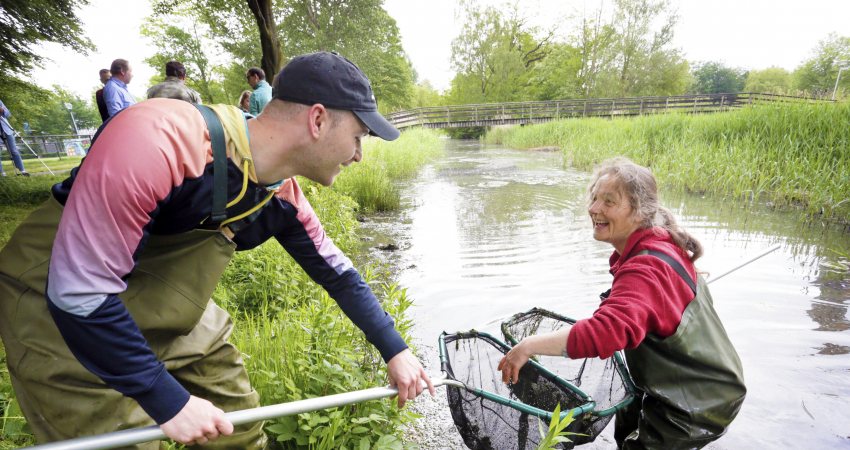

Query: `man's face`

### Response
(307, 110, 369, 186)
(117, 65, 133, 84)
(246, 73, 259, 88)
(100, 72, 111, 85)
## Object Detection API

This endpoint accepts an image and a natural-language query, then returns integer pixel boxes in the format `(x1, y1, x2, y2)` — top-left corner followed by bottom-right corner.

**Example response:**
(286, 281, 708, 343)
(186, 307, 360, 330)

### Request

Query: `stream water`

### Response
(359, 139, 850, 448)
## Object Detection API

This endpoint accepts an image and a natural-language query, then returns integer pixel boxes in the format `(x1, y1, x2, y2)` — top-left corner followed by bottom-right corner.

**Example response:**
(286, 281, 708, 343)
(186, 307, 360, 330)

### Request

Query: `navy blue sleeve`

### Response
(275, 224, 408, 363)
(46, 295, 190, 424)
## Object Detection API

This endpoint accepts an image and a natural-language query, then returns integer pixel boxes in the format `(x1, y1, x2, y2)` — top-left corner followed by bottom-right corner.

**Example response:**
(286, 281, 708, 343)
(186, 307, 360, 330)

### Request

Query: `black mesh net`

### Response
(440, 331, 596, 450)
(501, 308, 635, 439)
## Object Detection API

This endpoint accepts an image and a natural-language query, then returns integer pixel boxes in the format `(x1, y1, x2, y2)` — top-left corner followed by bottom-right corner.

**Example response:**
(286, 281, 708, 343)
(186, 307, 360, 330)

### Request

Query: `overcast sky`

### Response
(31, 0, 850, 101)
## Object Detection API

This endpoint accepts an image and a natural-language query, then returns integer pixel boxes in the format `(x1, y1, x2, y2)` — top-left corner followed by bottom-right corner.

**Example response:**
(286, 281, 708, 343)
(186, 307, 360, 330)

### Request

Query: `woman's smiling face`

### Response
(588, 174, 642, 254)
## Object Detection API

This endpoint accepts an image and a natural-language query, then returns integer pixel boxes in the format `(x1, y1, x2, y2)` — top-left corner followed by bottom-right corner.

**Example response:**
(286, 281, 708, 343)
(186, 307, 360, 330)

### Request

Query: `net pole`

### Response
(12, 129, 55, 175)
(28, 377, 452, 450)
(707, 244, 780, 284)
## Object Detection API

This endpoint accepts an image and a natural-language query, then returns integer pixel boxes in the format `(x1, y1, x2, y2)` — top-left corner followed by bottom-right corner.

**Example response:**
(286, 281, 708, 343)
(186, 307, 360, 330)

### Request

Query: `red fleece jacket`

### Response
(567, 227, 697, 359)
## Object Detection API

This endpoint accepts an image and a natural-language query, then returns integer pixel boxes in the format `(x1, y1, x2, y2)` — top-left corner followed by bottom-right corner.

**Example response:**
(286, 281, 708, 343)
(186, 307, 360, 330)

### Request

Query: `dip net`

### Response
(501, 308, 636, 441)
(439, 331, 596, 450)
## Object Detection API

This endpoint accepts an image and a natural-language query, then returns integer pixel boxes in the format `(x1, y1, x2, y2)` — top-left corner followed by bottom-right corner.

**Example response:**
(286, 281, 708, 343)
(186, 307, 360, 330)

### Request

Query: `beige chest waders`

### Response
(0, 105, 269, 449)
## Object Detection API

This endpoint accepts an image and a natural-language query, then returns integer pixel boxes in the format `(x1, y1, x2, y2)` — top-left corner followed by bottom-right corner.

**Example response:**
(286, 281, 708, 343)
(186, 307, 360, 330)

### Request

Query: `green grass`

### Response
(332, 128, 444, 212)
(2, 155, 83, 176)
(485, 102, 850, 222)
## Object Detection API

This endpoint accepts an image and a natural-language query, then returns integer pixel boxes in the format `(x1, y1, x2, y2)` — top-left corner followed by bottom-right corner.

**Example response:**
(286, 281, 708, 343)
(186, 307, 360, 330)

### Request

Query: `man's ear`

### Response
(307, 104, 328, 140)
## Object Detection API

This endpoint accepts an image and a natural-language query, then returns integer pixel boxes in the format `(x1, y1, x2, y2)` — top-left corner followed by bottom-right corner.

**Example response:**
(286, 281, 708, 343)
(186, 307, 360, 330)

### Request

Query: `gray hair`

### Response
(588, 157, 703, 261)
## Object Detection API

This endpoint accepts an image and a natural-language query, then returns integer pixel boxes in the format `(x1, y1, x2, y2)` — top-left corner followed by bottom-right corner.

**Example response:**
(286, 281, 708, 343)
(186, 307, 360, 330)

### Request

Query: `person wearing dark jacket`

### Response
(95, 68, 111, 122)
(498, 157, 746, 450)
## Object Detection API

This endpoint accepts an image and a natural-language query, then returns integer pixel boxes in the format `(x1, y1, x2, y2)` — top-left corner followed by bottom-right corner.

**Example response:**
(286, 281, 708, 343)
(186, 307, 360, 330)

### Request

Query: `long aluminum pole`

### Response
(707, 244, 781, 284)
(27, 377, 456, 450)
(11, 129, 55, 175)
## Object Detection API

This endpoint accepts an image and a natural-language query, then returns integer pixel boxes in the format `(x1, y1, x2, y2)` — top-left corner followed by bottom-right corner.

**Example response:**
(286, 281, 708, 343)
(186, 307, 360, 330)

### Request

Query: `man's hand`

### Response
(160, 395, 234, 446)
(386, 349, 435, 408)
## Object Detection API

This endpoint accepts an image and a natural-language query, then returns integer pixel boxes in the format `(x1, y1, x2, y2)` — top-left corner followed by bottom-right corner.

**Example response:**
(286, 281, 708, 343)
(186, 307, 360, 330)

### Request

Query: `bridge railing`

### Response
(387, 92, 824, 129)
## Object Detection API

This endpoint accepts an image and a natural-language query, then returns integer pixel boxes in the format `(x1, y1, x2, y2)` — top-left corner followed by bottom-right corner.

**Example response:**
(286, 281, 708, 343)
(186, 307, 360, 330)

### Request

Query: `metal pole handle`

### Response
(28, 377, 453, 450)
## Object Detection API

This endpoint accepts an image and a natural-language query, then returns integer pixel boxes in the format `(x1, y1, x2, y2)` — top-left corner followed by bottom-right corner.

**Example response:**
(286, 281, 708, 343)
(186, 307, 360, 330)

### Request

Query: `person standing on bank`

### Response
(498, 158, 746, 450)
(103, 58, 136, 117)
(0, 99, 29, 176)
(147, 60, 202, 104)
(0, 52, 433, 448)
(95, 69, 111, 122)
(246, 66, 272, 116)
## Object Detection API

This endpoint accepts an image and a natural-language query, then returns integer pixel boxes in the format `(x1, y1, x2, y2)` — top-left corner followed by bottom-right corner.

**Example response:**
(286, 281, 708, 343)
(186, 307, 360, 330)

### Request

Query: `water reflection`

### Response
(357, 139, 850, 448)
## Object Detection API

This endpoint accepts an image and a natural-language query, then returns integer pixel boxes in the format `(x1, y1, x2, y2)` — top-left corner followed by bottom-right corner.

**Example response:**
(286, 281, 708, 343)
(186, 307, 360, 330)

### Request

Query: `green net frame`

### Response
(501, 307, 636, 419)
(439, 331, 597, 449)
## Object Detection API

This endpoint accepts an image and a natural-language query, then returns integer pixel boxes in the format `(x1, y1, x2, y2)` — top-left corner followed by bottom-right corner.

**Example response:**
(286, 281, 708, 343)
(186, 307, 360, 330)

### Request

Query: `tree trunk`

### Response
(247, 0, 282, 79)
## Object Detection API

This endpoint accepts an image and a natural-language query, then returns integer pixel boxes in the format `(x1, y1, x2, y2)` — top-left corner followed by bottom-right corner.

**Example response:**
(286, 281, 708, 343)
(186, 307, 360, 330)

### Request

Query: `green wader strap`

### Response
(193, 104, 228, 225)
(637, 250, 697, 294)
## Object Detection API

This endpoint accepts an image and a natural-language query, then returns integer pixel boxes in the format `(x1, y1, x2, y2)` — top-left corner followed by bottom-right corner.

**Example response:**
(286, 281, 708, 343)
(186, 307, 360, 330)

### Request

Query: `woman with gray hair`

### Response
(498, 157, 746, 449)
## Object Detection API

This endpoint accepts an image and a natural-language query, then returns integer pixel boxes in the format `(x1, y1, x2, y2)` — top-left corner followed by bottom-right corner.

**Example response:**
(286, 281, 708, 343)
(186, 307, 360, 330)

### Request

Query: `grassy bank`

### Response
(485, 102, 850, 221)
(2, 156, 84, 176)
(0, 128, 444, 448)
(333, 128, 445, 211)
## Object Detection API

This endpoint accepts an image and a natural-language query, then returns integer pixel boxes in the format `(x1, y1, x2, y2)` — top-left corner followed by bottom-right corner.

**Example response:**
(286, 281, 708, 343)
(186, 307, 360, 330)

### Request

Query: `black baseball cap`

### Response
(273, 52, 400, 141)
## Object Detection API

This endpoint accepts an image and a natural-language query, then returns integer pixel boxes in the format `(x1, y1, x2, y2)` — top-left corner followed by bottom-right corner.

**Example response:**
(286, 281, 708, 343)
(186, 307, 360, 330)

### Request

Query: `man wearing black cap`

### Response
(0, 52, 432, 448)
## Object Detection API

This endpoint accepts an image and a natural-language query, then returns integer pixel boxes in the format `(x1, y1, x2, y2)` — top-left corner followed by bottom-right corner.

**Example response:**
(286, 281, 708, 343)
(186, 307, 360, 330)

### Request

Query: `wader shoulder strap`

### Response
(637, 249, 697, 294)
(193, 104, 228, 225)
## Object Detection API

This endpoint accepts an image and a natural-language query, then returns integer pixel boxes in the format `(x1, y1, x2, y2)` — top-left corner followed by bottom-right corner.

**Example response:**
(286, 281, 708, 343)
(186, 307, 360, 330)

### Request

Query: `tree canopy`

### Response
(147, 0, 414, 110)
(793, 33, 850, 97)
(689, 61, 747, 94)
(0, 0, 93, 74)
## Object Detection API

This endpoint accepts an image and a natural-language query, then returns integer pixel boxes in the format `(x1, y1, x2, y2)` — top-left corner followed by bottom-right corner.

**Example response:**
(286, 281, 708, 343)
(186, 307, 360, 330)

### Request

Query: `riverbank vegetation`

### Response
(0, 128, 443, 448)
(484, 102, 850, 222)
(333, 128, 445, 212)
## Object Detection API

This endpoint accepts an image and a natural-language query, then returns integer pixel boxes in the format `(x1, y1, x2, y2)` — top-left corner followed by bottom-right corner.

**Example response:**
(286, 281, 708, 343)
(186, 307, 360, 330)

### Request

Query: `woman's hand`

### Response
(498, 329, 571, 384)
(498, 341, 532, 384)
(160, 395, 234, 446)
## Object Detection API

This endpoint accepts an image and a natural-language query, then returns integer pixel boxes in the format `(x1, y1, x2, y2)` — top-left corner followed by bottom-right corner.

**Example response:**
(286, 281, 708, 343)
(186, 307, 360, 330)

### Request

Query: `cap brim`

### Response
(353, 110, 400, 141)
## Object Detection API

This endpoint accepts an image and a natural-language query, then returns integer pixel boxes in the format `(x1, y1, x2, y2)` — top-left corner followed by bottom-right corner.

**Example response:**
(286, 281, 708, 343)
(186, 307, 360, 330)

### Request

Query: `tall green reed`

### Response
(332, 128, 444, 212)
(485, 102, 850, 221)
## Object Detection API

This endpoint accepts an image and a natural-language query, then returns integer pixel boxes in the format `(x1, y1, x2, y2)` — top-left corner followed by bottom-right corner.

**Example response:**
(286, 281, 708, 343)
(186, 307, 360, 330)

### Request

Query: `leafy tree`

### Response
(153, 0, 280, 77)
(569, 0, 688, 98)
(280, 0, 415, 111)
(792, 33, 850, 97)
(12, 86, 98, 135)
(689, 61, 746, 94)
(141, 17, 228, 103)
(744, 67, 792, 94)
(573, 8, 617, 98)
(410, 81, 444, 108)
(0, 0, 93, 74)
(448, 1, 552, 104)
(151, 0, 415, 110)
(522, 43, 583, 100)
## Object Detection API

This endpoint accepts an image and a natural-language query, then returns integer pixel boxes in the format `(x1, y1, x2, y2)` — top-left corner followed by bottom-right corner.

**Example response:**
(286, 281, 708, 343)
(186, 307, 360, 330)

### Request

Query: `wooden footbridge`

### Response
(386, 92, 823, 130)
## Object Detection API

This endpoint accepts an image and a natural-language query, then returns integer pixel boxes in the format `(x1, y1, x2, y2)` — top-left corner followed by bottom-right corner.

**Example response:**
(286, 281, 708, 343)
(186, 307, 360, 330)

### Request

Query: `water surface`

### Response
(360, 139, 850, 448)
